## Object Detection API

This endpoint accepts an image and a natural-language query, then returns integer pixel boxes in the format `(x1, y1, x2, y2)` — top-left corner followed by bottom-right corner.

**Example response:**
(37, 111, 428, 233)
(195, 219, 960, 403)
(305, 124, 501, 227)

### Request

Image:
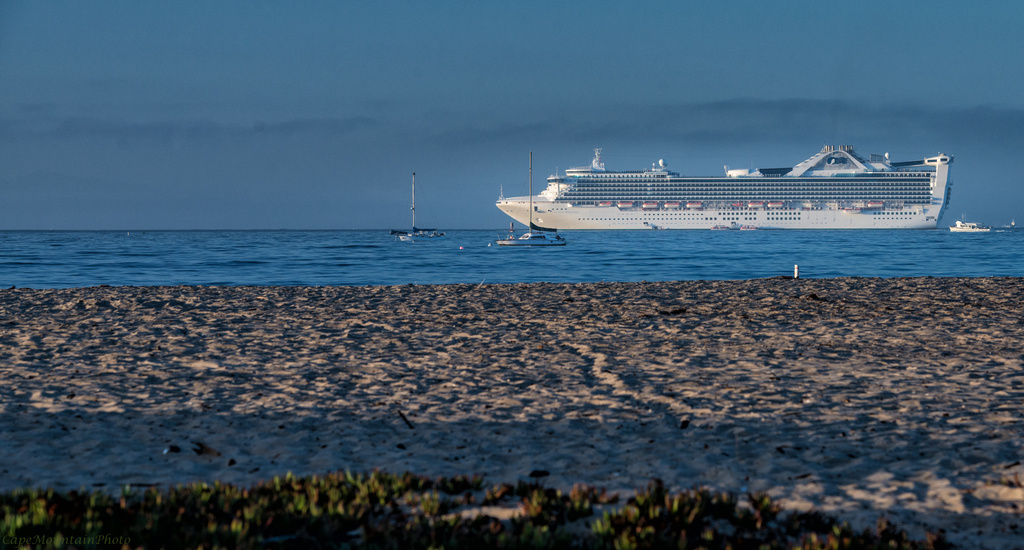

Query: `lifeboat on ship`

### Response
(598, 201, 613, 207)
(617, 201, 634, 208)
(663, 201, 681, 209)
(642, 201, 660, 209)
(748, 202, 764, 208)
(767, 201, 784, 208)
(686, 201, 703, 209)
(866, 201, 884, 209)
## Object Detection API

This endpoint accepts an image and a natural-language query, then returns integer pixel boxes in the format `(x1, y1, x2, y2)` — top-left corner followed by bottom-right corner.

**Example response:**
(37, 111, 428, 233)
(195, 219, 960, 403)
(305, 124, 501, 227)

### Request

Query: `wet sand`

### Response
(1, 278, 1023, 547)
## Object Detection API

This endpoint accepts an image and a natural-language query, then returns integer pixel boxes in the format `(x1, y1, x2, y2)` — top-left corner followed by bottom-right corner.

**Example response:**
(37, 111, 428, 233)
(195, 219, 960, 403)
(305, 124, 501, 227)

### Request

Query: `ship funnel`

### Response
(591, 148, 605, 171)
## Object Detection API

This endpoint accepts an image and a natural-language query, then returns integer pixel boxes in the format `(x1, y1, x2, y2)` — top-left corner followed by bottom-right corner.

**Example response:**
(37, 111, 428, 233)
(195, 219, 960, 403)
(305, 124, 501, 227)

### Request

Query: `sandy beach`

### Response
(1, 277, 1023, 547)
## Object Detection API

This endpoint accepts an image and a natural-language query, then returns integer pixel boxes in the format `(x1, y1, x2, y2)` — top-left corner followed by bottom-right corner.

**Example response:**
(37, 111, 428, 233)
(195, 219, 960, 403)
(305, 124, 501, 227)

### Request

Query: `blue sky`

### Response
(2, 1, 1023, 229)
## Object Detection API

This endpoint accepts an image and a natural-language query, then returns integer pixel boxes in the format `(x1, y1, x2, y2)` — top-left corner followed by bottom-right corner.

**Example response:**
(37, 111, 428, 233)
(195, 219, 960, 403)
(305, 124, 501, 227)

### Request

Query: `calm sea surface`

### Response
(1, 229, 1022, 288)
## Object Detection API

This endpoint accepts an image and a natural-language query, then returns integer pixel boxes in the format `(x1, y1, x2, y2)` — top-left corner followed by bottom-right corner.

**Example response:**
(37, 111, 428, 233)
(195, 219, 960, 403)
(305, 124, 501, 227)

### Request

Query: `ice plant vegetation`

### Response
(1, 471, 949, 549)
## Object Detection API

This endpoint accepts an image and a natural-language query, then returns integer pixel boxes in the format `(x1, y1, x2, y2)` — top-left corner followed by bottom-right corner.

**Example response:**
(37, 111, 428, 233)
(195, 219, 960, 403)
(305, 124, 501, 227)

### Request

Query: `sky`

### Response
(2, 1, 1023, 229)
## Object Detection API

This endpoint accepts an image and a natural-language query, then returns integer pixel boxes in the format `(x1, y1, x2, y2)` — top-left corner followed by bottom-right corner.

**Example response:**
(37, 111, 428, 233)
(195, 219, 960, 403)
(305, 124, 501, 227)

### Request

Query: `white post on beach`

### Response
(794, 264, 800, 279)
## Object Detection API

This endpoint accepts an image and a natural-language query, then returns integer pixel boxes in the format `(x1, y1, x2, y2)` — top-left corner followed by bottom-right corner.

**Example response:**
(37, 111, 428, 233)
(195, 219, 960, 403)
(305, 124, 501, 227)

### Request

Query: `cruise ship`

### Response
(496, 145, 953, 230)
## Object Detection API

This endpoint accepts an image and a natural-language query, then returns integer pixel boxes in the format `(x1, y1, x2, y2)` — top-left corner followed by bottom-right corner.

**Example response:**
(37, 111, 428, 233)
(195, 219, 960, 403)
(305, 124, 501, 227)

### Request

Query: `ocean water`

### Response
(1, 228, 1022, 289)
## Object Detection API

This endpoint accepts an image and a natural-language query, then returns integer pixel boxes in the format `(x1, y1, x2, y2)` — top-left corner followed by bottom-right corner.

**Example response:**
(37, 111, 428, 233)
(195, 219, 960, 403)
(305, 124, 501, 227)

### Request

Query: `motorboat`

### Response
(949, 219, 990, 232)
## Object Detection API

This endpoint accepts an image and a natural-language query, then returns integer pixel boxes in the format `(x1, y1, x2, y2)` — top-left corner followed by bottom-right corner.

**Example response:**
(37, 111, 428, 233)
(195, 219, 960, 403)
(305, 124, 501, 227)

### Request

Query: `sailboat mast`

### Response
(411, 171, 416, 230)
(528, 152, 533, 230)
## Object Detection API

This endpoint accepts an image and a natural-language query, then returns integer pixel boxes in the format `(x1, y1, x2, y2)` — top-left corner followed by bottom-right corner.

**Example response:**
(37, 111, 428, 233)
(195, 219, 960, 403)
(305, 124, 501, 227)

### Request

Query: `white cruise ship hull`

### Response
(496, 200, 942, 230)
(496, 146, 952, 230)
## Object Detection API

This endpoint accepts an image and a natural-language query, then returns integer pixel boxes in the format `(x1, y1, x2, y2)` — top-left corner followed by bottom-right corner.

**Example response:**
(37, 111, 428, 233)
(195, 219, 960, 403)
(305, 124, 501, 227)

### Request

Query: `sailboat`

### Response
(496, 152, 566, 247)
(391, 172, 446, 242)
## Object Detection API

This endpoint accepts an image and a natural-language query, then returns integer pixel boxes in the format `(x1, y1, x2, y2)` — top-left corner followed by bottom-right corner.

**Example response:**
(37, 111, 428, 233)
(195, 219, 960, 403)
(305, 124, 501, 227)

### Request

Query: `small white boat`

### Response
(949, 219, 990, 232)
(711, 222, 746, 231)
(496, 231, 567, 246)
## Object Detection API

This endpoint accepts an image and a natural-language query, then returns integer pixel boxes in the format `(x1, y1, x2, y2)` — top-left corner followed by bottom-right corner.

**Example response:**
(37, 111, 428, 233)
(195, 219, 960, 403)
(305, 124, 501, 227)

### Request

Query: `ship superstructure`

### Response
(496, 146, 953, 229)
